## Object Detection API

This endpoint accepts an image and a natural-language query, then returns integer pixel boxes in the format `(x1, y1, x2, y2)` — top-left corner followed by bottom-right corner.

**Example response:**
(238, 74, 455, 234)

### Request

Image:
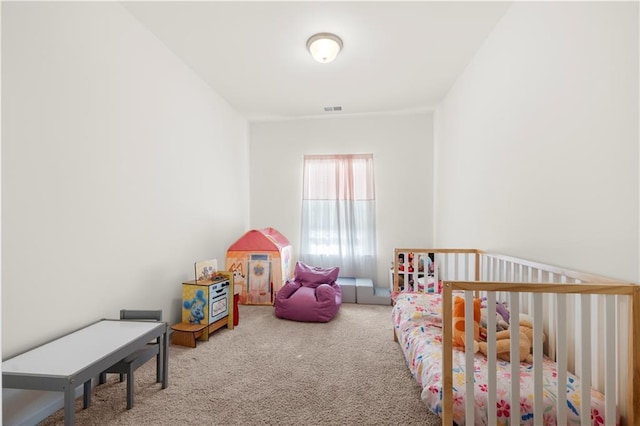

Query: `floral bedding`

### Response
(392, 292, 616, 426)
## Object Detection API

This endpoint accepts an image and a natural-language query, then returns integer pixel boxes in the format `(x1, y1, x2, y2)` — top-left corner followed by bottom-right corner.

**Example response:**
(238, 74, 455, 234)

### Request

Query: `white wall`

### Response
(434, 1, 639, 282)
(249, 113, 433, 288)
(2, 2, 249, 422)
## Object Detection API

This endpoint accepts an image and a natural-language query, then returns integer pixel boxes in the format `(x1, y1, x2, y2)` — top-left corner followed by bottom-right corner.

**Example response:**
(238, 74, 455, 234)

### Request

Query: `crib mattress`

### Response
(392, 292, 615, 426)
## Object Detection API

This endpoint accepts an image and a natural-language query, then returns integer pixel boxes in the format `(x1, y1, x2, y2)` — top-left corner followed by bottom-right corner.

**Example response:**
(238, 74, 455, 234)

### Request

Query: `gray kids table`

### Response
(2, 319, 168, 425)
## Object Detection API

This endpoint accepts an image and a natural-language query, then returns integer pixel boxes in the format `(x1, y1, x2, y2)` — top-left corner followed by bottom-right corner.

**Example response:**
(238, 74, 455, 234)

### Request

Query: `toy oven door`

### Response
(209, 287, 228, 323)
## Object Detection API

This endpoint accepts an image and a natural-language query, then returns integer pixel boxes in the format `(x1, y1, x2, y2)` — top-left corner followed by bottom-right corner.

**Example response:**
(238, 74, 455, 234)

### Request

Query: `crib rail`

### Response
(442, 281, 639, 426)
(479, 251, 636, 412)
(392, 248, 480, 294)
(392, 249, 624, 294)
(479, 251, 623, 284)
(391, 248, 639, 425)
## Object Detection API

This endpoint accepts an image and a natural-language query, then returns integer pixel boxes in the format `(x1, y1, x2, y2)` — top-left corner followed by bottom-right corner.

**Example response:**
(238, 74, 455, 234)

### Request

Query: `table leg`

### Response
(162, 325, 169, 389)
(83, 379, 91, 408)
(64, 385, 75, 426)
(126, 367, 134, 409)
(156, 335, 162, 383)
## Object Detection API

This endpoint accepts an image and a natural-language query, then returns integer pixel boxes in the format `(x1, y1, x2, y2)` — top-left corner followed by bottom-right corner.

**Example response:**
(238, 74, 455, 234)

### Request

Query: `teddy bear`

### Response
(478, 328, 533, 363)
(452, 296, 485, 354)
(479, 301, 510, 334)
(478, 314, 545, 364)
(518, 313, 546, 354)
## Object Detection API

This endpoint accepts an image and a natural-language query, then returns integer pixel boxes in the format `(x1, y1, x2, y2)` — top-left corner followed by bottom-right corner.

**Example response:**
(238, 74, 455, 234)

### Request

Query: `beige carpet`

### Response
(39, 304, 442, 425)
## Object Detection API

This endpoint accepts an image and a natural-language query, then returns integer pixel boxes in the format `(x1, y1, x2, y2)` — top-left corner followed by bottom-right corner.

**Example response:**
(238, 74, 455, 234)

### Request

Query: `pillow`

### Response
(295, 261, 339, 288)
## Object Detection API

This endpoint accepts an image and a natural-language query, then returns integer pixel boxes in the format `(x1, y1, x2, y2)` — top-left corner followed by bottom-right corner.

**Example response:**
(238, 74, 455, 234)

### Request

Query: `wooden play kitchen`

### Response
(171, 271, 234, 347)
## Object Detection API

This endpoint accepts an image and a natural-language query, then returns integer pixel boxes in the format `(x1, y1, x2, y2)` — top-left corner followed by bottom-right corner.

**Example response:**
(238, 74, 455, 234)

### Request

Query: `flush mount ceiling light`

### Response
(306, 32, 343, 64)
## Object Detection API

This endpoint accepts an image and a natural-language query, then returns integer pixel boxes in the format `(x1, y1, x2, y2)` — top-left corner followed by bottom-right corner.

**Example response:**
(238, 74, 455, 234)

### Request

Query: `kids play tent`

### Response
(226, 228, 294, 305)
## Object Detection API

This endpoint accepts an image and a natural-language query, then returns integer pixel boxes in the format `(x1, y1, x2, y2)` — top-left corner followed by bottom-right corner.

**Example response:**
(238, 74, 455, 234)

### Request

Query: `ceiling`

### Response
(123, 1, 512, 122)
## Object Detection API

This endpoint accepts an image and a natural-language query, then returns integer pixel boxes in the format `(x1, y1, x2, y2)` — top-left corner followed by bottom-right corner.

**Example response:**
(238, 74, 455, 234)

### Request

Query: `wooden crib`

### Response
(391, 248, 639, 425)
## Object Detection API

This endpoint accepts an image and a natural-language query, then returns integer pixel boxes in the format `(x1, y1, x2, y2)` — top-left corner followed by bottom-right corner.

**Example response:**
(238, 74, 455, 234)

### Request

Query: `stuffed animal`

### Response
(495, 302, 510, 324)
(518, 313, 546, 355)
(480, 306, 509, 333)
(478, 328, 532, 363)
(479, 299, 510, 324)
(478, 314, 545, 364)
(452, 296, 484, 353)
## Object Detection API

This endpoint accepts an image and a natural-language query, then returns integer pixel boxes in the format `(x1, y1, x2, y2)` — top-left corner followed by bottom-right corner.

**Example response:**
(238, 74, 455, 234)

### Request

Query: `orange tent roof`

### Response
(227, 227, 291, 251)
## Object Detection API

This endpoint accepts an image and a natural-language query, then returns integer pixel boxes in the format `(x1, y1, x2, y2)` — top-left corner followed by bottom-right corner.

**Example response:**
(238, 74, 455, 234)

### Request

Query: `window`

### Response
(300, 154, 377, 278)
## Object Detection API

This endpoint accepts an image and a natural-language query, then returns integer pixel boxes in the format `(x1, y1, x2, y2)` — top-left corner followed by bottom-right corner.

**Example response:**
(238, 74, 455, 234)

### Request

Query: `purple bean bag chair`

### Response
(274, 261, 342, 322)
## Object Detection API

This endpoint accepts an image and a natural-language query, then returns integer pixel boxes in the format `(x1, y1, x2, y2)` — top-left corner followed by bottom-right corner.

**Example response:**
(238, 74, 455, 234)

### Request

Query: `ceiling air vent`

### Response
(323, 106, 343, 112)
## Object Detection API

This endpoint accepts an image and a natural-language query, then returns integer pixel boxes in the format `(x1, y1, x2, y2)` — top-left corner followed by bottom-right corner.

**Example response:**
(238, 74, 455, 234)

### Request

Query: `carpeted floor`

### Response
(38, 304, 442, 425)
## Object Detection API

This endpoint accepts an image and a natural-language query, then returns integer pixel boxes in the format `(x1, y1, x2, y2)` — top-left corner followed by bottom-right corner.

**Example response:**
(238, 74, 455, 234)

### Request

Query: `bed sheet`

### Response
(392, 292, 616, 426)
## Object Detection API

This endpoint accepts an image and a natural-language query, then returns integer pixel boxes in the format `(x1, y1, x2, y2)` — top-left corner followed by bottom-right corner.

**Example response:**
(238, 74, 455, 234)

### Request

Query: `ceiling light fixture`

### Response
(306, 32, 343, 64)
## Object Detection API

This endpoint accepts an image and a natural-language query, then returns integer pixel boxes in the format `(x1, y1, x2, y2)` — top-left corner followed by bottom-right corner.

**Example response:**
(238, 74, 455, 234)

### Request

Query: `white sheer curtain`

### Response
(300, 154, 377, 279)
